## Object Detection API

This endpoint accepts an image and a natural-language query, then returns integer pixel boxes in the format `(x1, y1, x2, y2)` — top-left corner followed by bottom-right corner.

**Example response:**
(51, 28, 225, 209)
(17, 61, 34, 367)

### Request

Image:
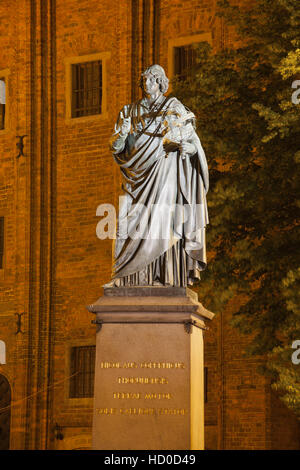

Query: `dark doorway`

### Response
(0, 374, 11, 450)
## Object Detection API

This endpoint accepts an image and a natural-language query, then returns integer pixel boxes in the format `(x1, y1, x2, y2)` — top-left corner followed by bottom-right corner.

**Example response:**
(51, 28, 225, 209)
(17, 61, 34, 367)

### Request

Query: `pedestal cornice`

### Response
(87, 287, 214, 330)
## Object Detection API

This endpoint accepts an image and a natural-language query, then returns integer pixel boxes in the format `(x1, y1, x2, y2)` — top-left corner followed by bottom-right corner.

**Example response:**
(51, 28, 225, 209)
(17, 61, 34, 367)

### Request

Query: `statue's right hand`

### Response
(120, 117, 131, 136)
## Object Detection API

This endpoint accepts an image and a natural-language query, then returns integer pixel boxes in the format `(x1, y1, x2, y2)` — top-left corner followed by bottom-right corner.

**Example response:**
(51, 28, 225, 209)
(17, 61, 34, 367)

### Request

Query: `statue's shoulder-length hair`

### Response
(139, 64, 169, 94)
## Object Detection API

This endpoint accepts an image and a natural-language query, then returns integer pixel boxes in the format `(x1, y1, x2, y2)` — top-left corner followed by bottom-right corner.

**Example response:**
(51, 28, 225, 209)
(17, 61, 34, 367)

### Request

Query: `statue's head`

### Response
(139, 64, 169, 94)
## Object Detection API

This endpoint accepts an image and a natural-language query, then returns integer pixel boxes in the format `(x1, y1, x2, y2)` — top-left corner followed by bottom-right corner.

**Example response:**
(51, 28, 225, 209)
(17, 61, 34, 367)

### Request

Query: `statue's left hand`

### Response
(180, 142, 196, 155)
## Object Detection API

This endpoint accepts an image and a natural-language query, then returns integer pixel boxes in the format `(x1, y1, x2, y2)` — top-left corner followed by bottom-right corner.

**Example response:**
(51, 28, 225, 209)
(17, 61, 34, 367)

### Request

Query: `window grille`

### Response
(69, 345, 96, 398)
(174, 45, 198, 81)
(71, 61, 102, 118)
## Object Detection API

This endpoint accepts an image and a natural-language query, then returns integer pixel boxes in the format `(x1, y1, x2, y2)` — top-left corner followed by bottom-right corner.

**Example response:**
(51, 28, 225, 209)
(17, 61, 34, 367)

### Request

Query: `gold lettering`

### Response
(96, 407, 117, 415)
(117, 377, 169, 385)
(139, 362, 185, 369)
(144, 392, 172, 400)
(123, 362, 138, 368)
(95, 407, 187, 416)
(100, 361, 185, 369)
(113, 392, 141, 399)
(100, 362, 121, 369)
(157, 408, 187, 415)
(120, 408, 155, 415)
(100, 361, 139, 368)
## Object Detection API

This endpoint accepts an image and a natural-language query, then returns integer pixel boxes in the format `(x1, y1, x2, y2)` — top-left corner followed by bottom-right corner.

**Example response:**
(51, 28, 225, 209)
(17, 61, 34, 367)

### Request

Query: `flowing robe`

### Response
(110, 94, 209, 287)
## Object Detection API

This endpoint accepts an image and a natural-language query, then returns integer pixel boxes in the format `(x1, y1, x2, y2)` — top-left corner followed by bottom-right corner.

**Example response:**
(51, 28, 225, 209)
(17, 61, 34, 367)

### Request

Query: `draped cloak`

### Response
(110, 94, 209, 287)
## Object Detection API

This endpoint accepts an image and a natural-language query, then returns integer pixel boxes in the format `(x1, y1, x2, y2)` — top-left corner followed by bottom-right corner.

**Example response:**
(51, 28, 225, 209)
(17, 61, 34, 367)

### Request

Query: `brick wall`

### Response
(0, 0, 33, 450)
(48, 0, 133, 449)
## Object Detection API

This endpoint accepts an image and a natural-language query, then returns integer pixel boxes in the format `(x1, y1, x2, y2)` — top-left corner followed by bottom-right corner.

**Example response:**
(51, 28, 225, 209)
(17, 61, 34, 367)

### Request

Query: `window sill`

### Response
(65, 111, 109, 125)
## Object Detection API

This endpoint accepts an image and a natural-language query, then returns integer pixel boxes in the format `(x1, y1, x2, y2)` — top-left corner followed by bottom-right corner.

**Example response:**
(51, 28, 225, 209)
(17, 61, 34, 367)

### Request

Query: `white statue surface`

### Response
(108, 65, 209, 287)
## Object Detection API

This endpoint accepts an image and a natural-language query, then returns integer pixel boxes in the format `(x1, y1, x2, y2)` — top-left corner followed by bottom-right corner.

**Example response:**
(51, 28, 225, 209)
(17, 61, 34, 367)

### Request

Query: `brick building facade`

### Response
(0, 0, 299, 450)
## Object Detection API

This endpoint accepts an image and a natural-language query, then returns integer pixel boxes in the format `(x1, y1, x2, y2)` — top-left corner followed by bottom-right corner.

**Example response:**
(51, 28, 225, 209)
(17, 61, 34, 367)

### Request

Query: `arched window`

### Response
(0, 341, 5, 365)
(0, 374, 11, 450)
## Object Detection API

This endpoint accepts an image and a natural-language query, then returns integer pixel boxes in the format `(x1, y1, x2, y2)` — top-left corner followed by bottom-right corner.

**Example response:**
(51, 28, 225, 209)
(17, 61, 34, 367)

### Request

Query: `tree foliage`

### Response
(173, 0, 300, 415)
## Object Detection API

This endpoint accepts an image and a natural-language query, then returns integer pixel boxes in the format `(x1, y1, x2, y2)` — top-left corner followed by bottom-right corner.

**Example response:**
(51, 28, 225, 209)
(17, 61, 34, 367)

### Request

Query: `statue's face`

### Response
(142, 73, 160, 95)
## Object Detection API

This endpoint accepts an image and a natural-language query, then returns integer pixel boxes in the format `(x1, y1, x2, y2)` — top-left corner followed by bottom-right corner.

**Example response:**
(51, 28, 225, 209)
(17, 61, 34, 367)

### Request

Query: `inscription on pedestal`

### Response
(95, 361, 188, 418)
(92, 323, 192, 449)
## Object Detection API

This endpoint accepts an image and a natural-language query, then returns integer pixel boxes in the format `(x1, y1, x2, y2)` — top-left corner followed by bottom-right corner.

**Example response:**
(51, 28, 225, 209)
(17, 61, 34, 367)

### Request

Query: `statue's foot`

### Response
(153, 280, 164, 286)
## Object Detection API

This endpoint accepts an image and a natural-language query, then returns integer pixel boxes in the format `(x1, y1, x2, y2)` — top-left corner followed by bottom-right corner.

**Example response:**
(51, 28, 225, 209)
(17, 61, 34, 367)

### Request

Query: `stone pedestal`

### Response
(87, 287, 214, 450)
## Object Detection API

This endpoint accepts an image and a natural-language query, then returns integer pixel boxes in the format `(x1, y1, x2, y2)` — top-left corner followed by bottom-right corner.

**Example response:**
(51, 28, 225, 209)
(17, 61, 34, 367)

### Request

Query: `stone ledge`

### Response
(87, 287, 214, 322)
(92, 311, 208, 330)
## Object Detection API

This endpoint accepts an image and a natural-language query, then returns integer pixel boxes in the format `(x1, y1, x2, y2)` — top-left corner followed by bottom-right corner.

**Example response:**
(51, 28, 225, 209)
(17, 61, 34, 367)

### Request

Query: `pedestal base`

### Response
(87, 287, 214, 450)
